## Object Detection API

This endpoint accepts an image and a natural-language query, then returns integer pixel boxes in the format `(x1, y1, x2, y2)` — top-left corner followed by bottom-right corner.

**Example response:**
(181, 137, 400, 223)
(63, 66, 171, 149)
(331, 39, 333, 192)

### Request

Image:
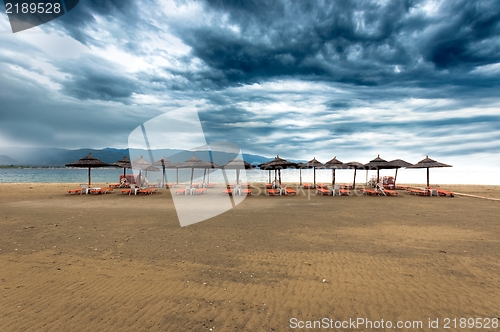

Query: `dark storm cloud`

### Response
(166, 0, 500, 93)
(54, 55, 140, 101)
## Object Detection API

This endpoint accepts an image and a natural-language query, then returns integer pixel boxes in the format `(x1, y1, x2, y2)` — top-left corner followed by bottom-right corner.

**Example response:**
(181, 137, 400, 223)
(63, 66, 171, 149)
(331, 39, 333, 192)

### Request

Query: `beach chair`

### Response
(302, 183, 313, 189)
(284, 187, 297, 196)
(66, 188, 82, 195)
(205, 183, 216, 188)
(240, 188, 252, 195)
(194, 188, 207, 195)
(266, 189, 280, 196)
(103, 188, 114, 194)
(362, 188, 379, 196)
(376, 183, 397, 196)
(407, 188, 430, 196)
(316, 188, 331, 195)
(265, 183, 273, 189)
(428, 187, 454, 197)
(175, 188, 188, 195)
(340, 184, 353, 190)
(317, 184, 328, 189)
(339, 189, 351, 196)
(90, 188, 107, 195)
(222, 189, 233, 195)
(80, 184, 91, 195)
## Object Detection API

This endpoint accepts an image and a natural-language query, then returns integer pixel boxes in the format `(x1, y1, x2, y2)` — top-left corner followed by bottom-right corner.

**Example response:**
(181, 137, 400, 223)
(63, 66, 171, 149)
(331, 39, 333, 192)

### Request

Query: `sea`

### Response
(0, 167, 498, 185)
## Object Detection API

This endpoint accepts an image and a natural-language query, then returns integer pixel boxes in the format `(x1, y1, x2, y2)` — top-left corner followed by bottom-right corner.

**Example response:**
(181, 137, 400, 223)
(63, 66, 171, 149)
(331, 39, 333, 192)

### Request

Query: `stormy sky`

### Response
(1, 0, 499, 172)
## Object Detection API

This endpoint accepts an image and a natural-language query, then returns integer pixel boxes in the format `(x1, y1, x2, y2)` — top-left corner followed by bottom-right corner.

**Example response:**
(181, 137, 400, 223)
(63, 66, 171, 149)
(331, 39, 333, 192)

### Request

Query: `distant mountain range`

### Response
(0, 147, 278, 166)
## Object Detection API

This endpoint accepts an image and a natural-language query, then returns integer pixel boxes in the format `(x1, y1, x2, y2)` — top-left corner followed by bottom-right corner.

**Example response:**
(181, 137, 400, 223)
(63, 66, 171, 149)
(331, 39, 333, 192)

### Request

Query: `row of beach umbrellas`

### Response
(66, 153, 451, 188)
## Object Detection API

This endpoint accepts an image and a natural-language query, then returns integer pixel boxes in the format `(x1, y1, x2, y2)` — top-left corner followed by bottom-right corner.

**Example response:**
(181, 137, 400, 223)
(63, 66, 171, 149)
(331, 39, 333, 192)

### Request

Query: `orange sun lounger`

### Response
(66, 188, 82, 195)
(339, 189, 351, 196)
(362, 188, 379, 196)
(407, 188, 430, 196)
(316, 188, 331, 195)
(193, 188, 207, 195)
(284, 188, 297, 195)
(302, 183, 313, 189)
(241, 189, 252, 195)
(222, 189, 233, 195)
(266, 189, 280, 196)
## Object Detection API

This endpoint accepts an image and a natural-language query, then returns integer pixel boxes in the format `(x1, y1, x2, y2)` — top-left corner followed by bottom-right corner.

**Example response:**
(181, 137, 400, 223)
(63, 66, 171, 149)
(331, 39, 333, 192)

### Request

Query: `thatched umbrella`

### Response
(407, 156, 452, 188)
(344, 161, 365, 189)
(258, 155, 298, 187)
(153, 156, 180, 187)
(65, 153, 113, 187)
(223, 158, 255, 184)
(304, 157, 324, 188)
(177, 154, 215, 187)
(386, 159, 413, 187)
(324, 156, 347, 187)
(364, 155, 396, 184)
(114, 156, 132, 178)
(132, 156, 159, 185)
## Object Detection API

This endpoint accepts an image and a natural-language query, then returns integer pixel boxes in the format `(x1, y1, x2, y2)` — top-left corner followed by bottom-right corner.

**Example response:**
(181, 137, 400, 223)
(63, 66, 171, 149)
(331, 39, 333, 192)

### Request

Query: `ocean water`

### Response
(0, 167, 498, 185)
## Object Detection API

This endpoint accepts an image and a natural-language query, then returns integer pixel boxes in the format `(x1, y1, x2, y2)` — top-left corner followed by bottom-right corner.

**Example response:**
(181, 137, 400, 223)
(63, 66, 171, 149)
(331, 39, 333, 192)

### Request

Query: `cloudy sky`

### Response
(1, 0, 499, 177)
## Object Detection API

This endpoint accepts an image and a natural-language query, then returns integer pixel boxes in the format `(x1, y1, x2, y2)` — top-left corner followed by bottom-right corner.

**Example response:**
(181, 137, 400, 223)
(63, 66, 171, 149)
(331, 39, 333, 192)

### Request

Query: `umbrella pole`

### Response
(190, 168, 194, 187)
(162, 166, 166, 188)
(278, 169, 282, 186)
(203, 169, 207, 183)
(300, 168, 302, 186)
(427, 167, 430, 188)
(332, 169, 335, 187)
(208, 169, 210, 184)
(236, 169, 240, 184)
(377, 169, 380, 184)
(88, 167, 91, 187)
(394, 168, 398, 187)
(353, 168, 357, 189)
(313, 167, 316, 188)
(268, 170, 271, 184)
(176, 168, 179, 184)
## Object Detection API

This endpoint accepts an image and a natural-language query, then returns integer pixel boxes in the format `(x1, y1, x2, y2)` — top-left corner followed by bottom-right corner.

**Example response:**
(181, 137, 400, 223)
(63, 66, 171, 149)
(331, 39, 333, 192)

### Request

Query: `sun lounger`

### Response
(165, 183, 177, 188)
(362, 188, 379, 196)
(266, 189, 280, 196)
(103, 188, 114, 194)
(284, 188, 297, 195)
(265, 183, 273, 189)
(193, 188, 207, 195)
(302, 183, 313, 189)
(407, 188, 430, 196)
(316, 188, 331, 195)
(395, 185, 409, 190)
(240, 189, 252, 195)
(339, 189, 351, 196)
(317, 184, 328, 189)
(90, 188, 108, 195)
(340, 184, 353, 190)
(222, 189, 233, 195)
(379, 189, 398, 196)
(205, 183, 216, 188)
(428, 187, 454, 197)
(66, 188, 82, 195)
(175, 188, 188, 195)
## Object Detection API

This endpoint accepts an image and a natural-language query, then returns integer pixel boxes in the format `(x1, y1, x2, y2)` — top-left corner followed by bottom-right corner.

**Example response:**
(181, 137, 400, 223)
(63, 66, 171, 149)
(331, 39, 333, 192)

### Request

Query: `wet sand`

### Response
(1, 183, 499, 331)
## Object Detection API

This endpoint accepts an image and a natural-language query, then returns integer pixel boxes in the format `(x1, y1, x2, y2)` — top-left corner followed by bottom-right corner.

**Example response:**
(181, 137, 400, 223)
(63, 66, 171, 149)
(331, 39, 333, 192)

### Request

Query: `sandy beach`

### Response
(1, 183, 499, 331)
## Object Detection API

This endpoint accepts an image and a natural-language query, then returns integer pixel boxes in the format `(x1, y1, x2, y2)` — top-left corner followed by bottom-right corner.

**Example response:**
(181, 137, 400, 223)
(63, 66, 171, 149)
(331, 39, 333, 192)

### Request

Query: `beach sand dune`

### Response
(1, 183, 499, 331)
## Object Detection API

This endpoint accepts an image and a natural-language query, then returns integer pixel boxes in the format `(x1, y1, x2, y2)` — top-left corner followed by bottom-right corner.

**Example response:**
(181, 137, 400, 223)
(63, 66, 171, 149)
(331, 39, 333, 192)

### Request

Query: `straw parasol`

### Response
(344, 161, 365, 189)
(386, 159, 413, 187)
(153, 156, 180, 187)
(114, 156, 132, 178)
(324, 156, 347, 187)
(65, 153, 113, 186)
(177, 154, 215, 187)
(407, 156, 452, 188)
(223, 158, 255, 184)
(132, 156, 159, 185)
(258, 155, 298, 187)
(364, 155, 395, 184)
(304, 157, 324, 188)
